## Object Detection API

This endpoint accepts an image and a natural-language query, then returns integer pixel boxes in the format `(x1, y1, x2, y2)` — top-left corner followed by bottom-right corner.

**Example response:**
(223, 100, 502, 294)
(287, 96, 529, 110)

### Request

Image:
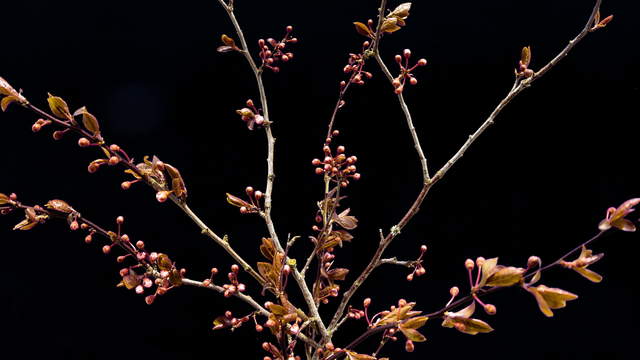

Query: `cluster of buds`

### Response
(236, 99, 265, 130)
(226, 186, 263, 214)
(392, 49, 427, 94)
(405, 245, 428, 281)
(262, 342, 301, 360)
(258, 26, 297, 73)
(341, 41, 373, 86)
(222, 264, 246, 297)
(516, 46, 534, 79)
(212, 310, 251, 331)
(0, 192, 18, 216)
(311, 130, 360, 187)
(86, 143, 133, 174)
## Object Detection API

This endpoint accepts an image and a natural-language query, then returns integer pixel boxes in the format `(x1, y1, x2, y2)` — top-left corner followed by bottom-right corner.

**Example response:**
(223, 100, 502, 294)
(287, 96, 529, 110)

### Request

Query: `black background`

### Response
(1, 1, 638, 359)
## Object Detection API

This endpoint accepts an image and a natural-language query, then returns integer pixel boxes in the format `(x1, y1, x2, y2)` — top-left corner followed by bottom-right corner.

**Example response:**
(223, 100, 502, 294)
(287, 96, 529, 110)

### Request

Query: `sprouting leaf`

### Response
(73, 106, 100, 136)
(390, 3, 412, 18)
(260, 237, 277, 261)
(353, 22, 373, 37)
(333, 208, 358, 230)
(326, 268, 349, 281)
(526, 285, 578, 317)
(345, 351, 376, 360)
(380, 17, 402, 33)
(0, 193, 10, 204)
(267, 303, 288, 316)
(120, 273, 141, 290)
(221, 34, 236, 47)
(560, 246, 604, 283)
(47, 93, 72, 120)
(1, 95, 19, 112)
(165, 163, 187, 199)
(402, 315, 428, 330)
(484, 265, 526, 287)
(226, 193, 251, 208)
(399, 326, 427, 342)
(598, 198, 640, 232)
(521, 46, 531, 67)
(157, 253, 173, 271)
(0, 77, 24, 101)
(45, 199, 75, 213)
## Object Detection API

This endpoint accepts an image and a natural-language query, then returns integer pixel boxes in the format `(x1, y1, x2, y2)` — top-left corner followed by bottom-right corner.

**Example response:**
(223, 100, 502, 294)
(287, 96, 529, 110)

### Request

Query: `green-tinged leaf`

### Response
(399, 326, 427, 342)
(485, 266, 526, 287)
(380, 17, 402, 33)
(45, 199, 74, 213)
(121, 273, 140, 290)
(402, 316, 428, 330)
(267, 303, 288, 316)
(47, 93, 72, 120)
(573, 266, 603, 283)
(479, 257, 498, 287)
(521, 46, 531, 67)
(527, 286, 553, 317)
(157, 253, 173, 271)
(0, 77, 22, 98)
(221, 34, 236, 46)
(13, 219, 37, 231)
(1, 95, 18, 112)
(74, 106, 100, 135)
(0, 193, 10, 204)
(169, 269, 183, 286)
(529, 270, 542, 285)
(389, 3, 412, 18)
(333, 208, 358, 230)
(353, 22, 373, 37)
(226, 193, 251, 208)
(345, 351, 376, 360)
(527, 285, 577, 317)
(452, 302, 475, 318)
(257, 262, 273, 279)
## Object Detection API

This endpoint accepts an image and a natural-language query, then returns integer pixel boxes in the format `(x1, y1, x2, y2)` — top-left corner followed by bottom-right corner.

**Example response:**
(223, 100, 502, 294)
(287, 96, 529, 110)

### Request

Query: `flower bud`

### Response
(78, 138, 90, 147)
(528, 256, 541, 268)
(108, 156, 119, 166)
(484, 304, 497, 315)
(116, 216, 124, 224)
(450, 286, 459, 297)
(465, 259, 475, 270)
(102, 245, 111, 254)
(405, 340, 415, 352)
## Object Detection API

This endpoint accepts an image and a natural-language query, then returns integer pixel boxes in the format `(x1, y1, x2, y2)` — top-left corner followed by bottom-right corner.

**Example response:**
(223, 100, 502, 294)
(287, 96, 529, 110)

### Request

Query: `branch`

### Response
(216, 1, 330, 342)
(327, 229, 608, 359)
(328, 0, 605, 335)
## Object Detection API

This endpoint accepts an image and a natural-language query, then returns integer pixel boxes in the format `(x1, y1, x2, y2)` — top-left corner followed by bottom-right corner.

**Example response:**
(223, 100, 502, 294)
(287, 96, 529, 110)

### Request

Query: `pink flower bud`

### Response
(69, 221, 79, 231)
(120, 234, 130, 242)
(136, 240, 144, 248)
(363, 298, 371, 307)
(78, 138, 90, 147)
(135, 285, 144, 294)
(156, 191, 169, 203)
(102, 245, 111, 254)
(405, 340, 415, 352)
(109, 144, 120, 152)
(143, 278, 153, 288)
(231, 264, 240, 273)
(465, 259, 475, 270)
(254, 191, 263, 200)
(484, 304, 497, 315)
(108, 156, 119, 166)
(116, 216, 124, 224)
(149, 252, 158, 262)
(52, 130, 65, 140)
(84, 234, 93, 244)
(145, 295, 156, 305)
(417, 58, 428, 66)
(409, 77, 418, 86)
(32, 123, 42, 132)
(450, 286, 460, 296)
(121, 181, 131, 190)
(395, 55, 402, 64)
(119, 268, 129, 276)
(403, 49, 411, 58)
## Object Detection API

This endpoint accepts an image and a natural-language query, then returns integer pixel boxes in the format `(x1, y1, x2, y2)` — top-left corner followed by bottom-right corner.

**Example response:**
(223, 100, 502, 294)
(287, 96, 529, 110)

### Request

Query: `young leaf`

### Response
(399, 326, 427, 342)
(1, 95, 19, 112)
(74, 106, 101, 136)
(521, 46, 532, 67)
(0, 193, 10, 205)
(353, 22, 373, 37)
(47, 93, 73, 120)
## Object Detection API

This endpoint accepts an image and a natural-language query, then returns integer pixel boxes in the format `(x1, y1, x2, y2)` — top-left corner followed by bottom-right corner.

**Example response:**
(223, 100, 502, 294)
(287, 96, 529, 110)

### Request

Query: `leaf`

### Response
(226, 193, 251, 208)
(573, 266, 603, 283)
(1, 95, 19, 112)
(485, 266, 526, 287)
(13, 219, 37, 231)
(47, 93, 72, 120)
(217, 46, 235, 53)
(45, 199, 75, 213)
(527, 285, 578, 317)
(326, 268, 349, 281)
(380, 17, 402, 33)
(0, 77, 21, 98)
(353, 22, 373, 37)
(221, 34, 236, 47)
(257, 262, 274, 279)
(389, 3, 412, 18)
(345, 351, 376, 360)
(529, 270, 542, 285)
(478, 257, 498, 287)
(402, 316, 428, 330)
(399, 326, 427, 342)
(260, 237, 277, 261)
(121, 273, 141, 290)
(73, 106, 100, 136)
(267, 303, 288, 316)
(165, 163, 187, 199)
(333, 208, 358, 230)
(521, 46, 531, 67)
(0, 193, 9, 204)
(157, 253, 173, 271)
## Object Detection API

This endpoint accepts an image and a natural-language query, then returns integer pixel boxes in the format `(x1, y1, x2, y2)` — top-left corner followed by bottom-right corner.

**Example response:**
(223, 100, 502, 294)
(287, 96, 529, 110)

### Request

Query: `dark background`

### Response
(1, 0, 638, 359)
